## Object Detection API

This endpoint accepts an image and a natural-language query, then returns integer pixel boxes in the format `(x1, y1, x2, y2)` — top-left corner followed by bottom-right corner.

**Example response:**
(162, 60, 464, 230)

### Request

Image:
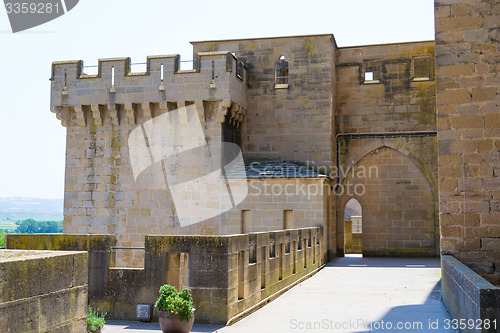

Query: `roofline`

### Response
(338, 39, 435, 49)
(191, 35, 434, 50)
(191, 33, 335, 44)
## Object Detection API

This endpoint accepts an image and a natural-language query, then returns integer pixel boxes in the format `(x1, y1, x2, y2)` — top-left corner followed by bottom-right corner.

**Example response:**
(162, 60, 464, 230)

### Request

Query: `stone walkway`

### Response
(104, 255, 458, 333)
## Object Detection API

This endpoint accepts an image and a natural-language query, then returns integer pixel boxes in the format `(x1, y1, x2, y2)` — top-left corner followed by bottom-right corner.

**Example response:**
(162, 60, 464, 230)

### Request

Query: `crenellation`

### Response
(51, 52, 247, 130)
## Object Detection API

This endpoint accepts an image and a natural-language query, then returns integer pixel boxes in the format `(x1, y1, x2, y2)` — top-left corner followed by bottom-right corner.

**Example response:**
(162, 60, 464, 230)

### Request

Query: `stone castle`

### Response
(50, 35, 438, 268)
(2, 0, 498, 329)
(49, 0, 498, 285)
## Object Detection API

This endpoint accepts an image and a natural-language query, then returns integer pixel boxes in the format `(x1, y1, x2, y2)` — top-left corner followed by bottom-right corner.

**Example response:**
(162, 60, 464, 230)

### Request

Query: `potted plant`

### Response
(87, 306, 106, 333)
(155, 284, 195, 333)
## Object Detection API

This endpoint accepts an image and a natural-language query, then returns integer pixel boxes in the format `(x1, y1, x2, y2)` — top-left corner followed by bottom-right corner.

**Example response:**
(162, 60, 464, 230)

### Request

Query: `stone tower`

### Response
(51, 53, 247, 266)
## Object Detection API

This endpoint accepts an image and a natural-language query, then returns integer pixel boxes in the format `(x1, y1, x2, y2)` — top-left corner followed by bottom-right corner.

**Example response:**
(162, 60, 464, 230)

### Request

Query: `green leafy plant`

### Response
(87, 306, 106, 332)
(0, 232, 5, 247)
(155, 284, 195, 322)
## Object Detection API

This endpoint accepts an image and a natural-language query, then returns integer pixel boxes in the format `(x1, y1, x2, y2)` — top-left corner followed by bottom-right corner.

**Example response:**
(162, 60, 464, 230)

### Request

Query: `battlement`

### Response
(50, 52, 247, 127)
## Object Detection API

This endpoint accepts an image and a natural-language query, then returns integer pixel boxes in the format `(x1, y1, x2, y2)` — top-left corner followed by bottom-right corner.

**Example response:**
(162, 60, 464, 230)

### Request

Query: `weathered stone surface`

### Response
(435, 0, 500, 285)
(6, 230, 323, 325)
(0, 250, 88, 333)
(442, 255, 500, 333)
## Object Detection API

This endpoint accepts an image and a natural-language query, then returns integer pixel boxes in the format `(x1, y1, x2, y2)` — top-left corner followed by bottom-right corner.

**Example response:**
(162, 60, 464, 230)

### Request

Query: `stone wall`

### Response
(221, 178, 335, 257)
(147, 228, 325, 324)
(344, 220, 362, 254)
(192, 35, 336, 170)
(6, 231, 324, 325)
(435, 0, 500, 284)
(336, 41, 436, 133)
(51, 53, 248, 267)
(441, 255, 500, 333)
(6, 234, 116, 304)
(0, 249, 88, 332)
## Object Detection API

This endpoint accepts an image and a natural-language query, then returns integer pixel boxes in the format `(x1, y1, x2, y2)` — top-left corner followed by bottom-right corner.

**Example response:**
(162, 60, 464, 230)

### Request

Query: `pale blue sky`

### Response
(0, 0, 435, 199)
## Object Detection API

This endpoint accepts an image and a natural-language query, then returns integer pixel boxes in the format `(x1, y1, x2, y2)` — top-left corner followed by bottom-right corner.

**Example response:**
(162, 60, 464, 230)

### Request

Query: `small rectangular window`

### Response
(363, 60, 380, 83)
(413, 56, 431, 81)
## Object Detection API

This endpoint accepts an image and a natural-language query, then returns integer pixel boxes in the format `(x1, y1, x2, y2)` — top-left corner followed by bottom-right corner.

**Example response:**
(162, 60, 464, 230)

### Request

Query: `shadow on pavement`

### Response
(104, 320, 224, 333)
(351, 281, 458, 333)
(330, 255, 441, 268)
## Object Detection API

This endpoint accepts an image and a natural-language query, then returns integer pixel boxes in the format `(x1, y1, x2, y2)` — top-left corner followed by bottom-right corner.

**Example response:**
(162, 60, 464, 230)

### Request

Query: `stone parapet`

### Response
(6, 229, 324, 325)
(0, 249, 88, 332)
(50, 52, 247, 128)
(442, 255, 500, 333)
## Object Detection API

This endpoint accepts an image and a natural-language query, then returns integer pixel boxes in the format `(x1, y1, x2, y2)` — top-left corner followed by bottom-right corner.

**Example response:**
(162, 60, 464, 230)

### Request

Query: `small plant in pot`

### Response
(155, 284, 195, 333)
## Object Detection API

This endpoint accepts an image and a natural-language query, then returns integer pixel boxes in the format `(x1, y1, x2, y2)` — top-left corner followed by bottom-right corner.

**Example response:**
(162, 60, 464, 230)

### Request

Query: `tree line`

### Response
(14, 219, 63, 233)
(0, 219, 63, 247)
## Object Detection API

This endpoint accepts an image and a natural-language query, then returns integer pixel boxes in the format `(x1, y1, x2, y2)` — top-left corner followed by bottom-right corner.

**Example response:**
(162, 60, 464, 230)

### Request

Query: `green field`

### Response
(0, 224, 17, 231)
(0, 219, 17, 232)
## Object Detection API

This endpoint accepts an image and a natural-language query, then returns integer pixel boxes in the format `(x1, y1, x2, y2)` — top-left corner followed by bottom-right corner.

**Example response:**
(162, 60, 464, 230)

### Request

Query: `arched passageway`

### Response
(337, 146, 437, 257)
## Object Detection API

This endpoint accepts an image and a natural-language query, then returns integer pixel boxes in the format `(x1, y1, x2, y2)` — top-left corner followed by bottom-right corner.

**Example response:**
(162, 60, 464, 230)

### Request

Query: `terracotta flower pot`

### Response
(158, 311, 195, 333)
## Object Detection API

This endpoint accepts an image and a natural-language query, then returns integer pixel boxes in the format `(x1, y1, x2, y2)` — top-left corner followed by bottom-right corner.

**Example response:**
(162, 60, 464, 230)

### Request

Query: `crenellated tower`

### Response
(50, 52, 248, 266)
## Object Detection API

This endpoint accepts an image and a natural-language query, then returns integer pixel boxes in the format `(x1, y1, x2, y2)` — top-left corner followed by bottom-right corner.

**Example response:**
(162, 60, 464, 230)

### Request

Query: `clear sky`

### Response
(0, 0, 435, 199)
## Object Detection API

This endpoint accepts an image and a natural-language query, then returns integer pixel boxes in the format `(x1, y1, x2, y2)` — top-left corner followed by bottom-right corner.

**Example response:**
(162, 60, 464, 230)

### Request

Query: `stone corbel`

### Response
(227, 103, 246, 127)
(51, 106, 70, 127)
(90, 105, 102, 126)
(108, 104, 119, 126)
(124, 103, 136, 126)
(142, 103, 152, 121)
(73, 105, 87, 127)
(159, 101, 169, 113)
(194, 101, 205, 124)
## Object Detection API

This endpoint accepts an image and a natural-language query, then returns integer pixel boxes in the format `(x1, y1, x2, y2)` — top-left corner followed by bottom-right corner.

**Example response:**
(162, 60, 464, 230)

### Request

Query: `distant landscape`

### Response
(0, 197, 63, 236)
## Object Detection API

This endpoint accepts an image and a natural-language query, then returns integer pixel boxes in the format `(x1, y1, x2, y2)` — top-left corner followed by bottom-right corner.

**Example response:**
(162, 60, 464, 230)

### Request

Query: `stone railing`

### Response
(6, 227, 325, 324)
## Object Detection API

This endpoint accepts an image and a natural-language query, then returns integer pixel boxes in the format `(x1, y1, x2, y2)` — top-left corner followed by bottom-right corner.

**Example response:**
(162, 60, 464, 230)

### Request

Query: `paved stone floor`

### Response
(103, 255, 458, 333)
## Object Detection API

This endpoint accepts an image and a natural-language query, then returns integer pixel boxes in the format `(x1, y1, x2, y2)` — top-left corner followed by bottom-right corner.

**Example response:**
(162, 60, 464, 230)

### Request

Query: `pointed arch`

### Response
(336, 146, 438, 257)
(338, 140, 438, 215)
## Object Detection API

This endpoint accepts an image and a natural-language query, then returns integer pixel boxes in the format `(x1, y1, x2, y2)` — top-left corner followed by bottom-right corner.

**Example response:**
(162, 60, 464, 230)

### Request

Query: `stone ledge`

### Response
(441, 255, 500, 333)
